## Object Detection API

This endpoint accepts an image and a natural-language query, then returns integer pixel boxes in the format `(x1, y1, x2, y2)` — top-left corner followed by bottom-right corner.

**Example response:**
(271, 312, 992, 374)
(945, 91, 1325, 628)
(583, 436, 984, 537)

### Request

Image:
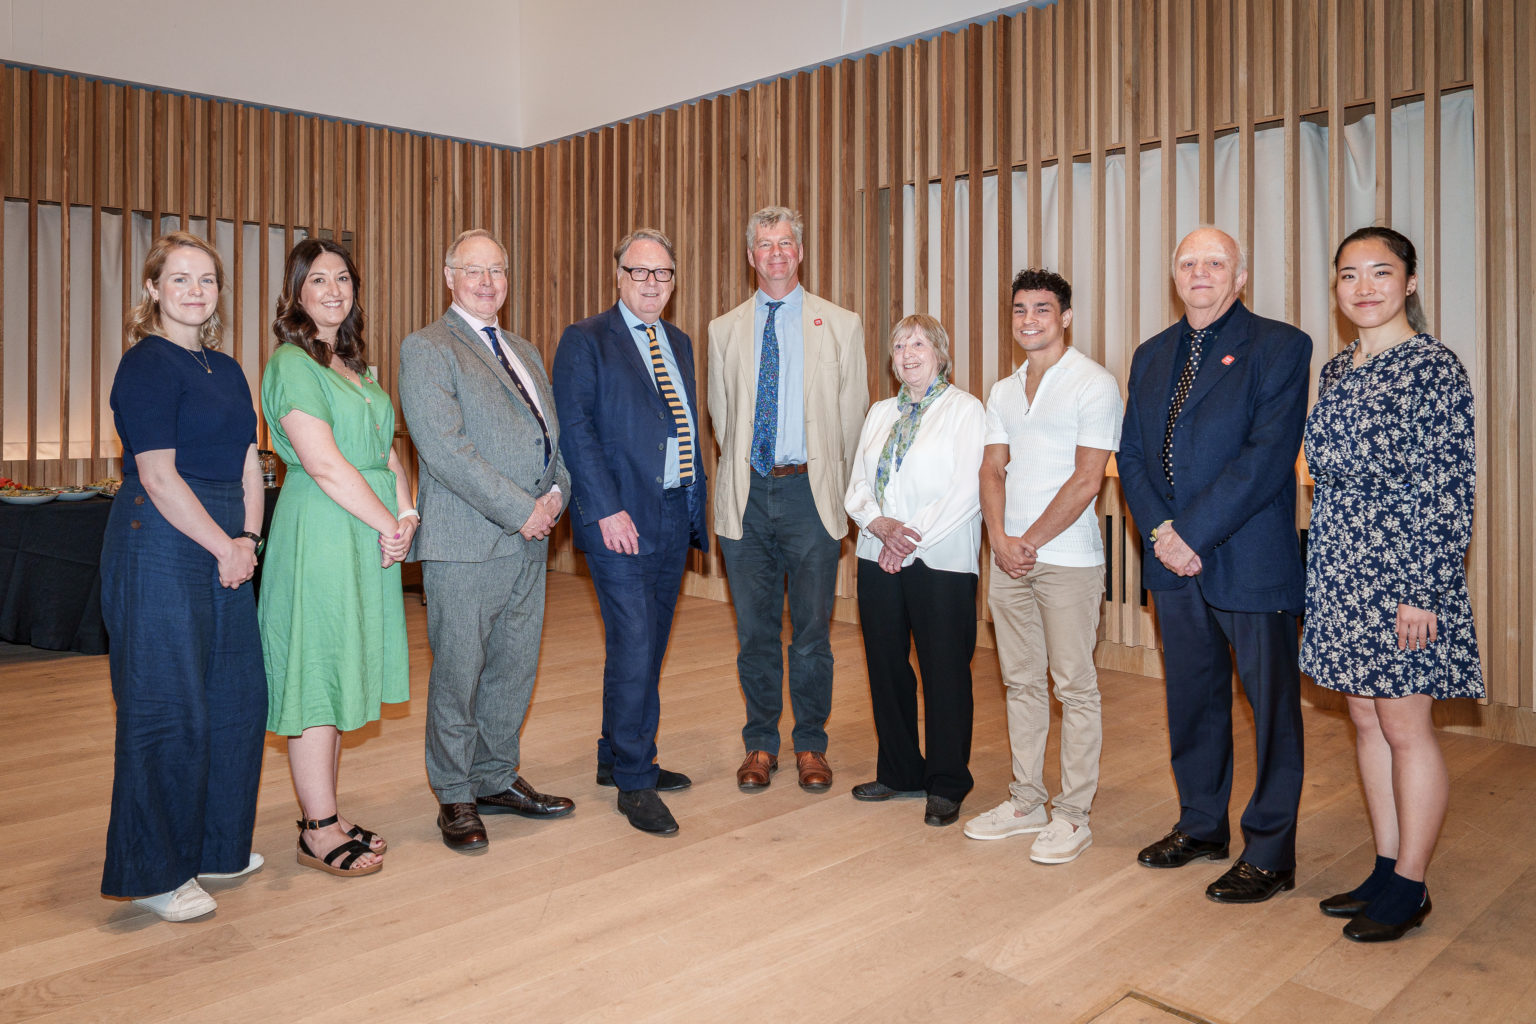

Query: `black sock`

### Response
(1348, 854, 1397, 901)
(1362, 871, 1428, 925)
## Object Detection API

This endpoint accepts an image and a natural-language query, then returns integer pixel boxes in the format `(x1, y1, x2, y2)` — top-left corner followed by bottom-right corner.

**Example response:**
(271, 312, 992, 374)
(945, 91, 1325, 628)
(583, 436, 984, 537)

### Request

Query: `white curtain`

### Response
(0, 209, 298, 460)
(901, 91, 1477, 406)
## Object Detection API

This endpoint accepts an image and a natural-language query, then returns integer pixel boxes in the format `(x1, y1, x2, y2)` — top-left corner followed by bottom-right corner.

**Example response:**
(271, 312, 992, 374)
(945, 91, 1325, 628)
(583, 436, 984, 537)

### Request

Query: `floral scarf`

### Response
(875, 374, 949, 505)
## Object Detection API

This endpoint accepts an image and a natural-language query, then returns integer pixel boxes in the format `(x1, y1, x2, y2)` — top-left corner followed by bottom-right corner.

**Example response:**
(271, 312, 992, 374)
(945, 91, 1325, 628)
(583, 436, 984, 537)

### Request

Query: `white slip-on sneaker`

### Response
(963, 800, 1050, 841)
(200, 852, 265, 881)
(1029, 818, 1093, 864)
(131, 878, 217, 922)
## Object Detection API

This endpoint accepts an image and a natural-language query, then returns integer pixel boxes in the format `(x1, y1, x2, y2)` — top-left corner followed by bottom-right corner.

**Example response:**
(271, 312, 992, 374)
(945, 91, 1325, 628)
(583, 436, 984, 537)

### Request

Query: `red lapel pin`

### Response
(1221, 354, 1235, 365)
(813, 318, 823, 326)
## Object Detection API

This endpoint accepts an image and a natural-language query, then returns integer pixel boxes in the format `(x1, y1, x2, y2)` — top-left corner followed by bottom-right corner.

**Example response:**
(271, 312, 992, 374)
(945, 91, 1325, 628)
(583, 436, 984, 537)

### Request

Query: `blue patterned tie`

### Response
(750, 301, 784, 476)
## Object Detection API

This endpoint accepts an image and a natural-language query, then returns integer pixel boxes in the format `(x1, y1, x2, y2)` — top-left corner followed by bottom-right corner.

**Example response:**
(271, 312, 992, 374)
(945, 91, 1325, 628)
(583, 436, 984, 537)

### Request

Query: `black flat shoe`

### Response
(1319, 891, 1370, 918)
(616, 788, 679, 836)
(596, 764, 693, 791)
(1344, 894, 1432, 942)
(851, 780, 925, 802)
(1205, 860, 1296, 904)
(924, 796, 960, 826)
(1137, 828, 1229, 868)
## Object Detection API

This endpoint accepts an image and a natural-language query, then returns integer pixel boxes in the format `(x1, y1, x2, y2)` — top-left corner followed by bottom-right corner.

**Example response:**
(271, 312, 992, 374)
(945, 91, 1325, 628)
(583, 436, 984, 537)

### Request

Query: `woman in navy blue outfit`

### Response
(1301, 226, 1483, 942)
(100, 231, 268, 922)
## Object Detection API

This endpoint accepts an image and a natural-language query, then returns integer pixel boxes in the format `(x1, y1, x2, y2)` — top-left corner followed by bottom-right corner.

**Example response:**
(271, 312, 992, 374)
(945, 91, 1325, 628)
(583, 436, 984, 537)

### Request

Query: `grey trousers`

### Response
(422, 556, 545, 804)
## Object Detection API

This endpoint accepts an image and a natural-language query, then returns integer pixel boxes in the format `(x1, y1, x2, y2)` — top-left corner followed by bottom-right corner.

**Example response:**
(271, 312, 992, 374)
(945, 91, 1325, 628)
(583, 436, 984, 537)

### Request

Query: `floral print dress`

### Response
(1300, 334, 1484, 699)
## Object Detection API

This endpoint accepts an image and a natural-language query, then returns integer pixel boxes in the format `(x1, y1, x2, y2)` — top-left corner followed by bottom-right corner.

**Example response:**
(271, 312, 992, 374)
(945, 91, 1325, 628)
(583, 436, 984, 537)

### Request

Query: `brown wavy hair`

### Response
(125, 232, 228, 348)
(272, 238, 367, 372)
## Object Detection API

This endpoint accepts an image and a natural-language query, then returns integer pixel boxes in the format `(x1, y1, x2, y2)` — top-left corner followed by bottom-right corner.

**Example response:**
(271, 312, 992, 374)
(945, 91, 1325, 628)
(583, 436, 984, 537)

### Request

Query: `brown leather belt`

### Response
(769, 463, 808, 477)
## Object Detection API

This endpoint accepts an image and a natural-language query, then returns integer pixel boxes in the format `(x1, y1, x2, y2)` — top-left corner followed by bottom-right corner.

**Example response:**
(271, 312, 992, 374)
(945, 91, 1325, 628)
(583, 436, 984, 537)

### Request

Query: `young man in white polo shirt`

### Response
(965, 268, 1123, 864)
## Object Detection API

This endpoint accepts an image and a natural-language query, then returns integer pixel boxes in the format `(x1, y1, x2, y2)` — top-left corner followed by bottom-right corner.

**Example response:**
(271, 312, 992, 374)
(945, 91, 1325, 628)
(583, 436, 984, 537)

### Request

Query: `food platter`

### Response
(55, 488, 102, 502)
(0, 489, 58, 505)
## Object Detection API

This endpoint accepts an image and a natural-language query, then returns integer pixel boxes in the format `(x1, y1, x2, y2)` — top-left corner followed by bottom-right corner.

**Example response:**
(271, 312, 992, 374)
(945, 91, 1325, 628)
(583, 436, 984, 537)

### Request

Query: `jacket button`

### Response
(130, 520, 141, 529)
(655, 476, 663, 484)
(657, 442, 665, 451)
(133, 495, 145, 505)
(1165, 492, 1174, 500)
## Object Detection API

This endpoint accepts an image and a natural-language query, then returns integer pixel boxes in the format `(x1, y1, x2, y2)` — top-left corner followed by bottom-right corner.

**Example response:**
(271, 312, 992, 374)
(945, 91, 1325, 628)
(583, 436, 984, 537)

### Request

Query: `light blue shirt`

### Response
(752, 284, 806, 465)
(618, 301, 696, 489)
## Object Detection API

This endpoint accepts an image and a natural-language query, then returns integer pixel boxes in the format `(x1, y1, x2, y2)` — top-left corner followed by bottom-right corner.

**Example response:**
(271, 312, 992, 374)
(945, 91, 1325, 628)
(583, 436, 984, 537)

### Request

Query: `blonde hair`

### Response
(890, 314, 953, 377)
(125, 232, 227, 349)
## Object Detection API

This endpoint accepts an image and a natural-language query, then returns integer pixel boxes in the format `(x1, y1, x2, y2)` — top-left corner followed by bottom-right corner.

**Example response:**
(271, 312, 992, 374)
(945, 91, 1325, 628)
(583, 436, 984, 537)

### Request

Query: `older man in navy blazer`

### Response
(553, 227, 708, 837)
(1118, 226, 1310, 904)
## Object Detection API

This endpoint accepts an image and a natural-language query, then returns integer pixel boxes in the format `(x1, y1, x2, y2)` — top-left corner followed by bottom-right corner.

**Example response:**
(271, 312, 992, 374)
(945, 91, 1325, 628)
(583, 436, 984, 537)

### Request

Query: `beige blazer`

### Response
(707, 290, 867, 541)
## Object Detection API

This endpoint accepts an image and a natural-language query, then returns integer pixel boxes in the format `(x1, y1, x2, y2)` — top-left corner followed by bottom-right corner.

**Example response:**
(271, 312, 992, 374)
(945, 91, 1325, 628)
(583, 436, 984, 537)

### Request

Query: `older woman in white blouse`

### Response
(844, 314, 986, 827)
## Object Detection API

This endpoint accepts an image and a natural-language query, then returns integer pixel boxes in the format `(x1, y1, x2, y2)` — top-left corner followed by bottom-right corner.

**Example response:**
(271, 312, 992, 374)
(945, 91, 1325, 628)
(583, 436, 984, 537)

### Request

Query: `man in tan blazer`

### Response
(708, 206, 867, 794)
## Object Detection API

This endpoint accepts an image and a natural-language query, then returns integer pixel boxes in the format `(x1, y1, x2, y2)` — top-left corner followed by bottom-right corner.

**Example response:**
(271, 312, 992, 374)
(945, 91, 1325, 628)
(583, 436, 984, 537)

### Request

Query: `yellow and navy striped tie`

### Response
(643, 324, 694, 486)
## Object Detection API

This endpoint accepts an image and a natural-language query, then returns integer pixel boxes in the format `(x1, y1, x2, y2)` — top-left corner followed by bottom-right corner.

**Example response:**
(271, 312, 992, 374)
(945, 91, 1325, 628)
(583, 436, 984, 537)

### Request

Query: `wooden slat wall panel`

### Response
(502, 0, 1531, 741)
(4, 0, 1533, 741)
(1, 63, 514, 490)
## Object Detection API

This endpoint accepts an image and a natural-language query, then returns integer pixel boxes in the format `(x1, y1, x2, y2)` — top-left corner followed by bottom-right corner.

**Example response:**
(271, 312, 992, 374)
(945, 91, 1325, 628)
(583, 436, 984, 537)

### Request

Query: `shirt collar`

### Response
(755, 284, 804, 312)
(1181, 299, 1242, 339)
(617, 300, 655, 332)
(451, 303, 498, 337)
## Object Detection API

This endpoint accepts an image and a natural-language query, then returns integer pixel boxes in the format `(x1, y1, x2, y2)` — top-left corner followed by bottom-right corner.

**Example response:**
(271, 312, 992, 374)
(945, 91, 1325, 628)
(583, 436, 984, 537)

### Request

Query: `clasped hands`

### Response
(217, 538, 258, 589)
(520, 491, 563, 542)
(378, 514, 420, 568)
(869, 516, 921, 574)
(1153, 521, 1202, 577)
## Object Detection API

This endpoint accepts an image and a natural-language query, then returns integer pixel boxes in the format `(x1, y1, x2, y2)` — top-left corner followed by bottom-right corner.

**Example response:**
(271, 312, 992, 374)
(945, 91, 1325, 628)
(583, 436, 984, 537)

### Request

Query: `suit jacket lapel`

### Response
(607, 306, 665, 403)
(800, 294, 824, 395)
(445, 311, 521, 401)
(1179, 304, 1252, 416)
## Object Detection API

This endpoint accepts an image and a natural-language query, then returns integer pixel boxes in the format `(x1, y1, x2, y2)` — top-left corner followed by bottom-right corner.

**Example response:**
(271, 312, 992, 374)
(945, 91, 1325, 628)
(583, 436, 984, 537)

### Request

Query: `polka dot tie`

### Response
(1162, 329, 1209, 485)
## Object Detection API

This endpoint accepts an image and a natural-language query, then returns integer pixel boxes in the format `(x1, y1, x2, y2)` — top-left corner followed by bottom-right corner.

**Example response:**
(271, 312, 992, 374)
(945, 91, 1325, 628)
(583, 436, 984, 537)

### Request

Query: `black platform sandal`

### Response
(296, 815, 383, 877)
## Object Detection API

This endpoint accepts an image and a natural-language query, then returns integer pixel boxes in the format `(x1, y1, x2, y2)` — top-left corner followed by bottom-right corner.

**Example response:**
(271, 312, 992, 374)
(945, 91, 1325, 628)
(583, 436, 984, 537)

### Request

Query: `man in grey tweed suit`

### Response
(400, 228, 576, 852)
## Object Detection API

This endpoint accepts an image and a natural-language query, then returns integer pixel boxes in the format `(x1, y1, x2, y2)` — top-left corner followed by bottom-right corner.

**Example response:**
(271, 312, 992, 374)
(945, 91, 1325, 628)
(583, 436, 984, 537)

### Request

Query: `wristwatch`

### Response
(236, 530, 266, 556)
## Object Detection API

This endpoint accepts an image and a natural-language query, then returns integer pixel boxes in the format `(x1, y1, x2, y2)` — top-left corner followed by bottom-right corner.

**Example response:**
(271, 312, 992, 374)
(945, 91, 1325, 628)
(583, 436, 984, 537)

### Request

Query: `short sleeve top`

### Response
(109, 334, 257, 482)
(261, 342, 395, 473)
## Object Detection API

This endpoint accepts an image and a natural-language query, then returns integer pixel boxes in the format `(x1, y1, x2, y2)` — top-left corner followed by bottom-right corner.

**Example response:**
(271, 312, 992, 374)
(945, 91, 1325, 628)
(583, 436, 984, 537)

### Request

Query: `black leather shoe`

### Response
(616, 788, 679, 836)
(1343, 894, 1431, 942)
(476, 776, 575, 818)
(596, 764, 692, 791)
(851, 780, 925, 801)
(1319, 891, 1370, 918)
(924, 795, 961, 826)
(1137, 828, 1230, 868)
(437, 802, 489, 851)
(1205, 860, 1296, 903)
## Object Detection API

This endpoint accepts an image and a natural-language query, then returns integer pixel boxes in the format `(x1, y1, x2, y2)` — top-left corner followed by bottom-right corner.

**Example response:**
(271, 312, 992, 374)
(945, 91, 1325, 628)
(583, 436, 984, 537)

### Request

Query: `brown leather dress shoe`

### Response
(736, 750, 778, 791)
(437, 802, 489, 851)
(476, 776, 575, 818)
(796, 750, 832, 792)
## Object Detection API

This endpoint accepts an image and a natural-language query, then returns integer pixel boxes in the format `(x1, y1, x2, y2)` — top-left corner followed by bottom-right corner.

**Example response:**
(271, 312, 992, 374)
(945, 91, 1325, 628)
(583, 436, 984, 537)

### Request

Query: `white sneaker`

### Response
(131, 878, 217, 922)
(1029, 818, 1093, 864)
(200, 852, 264, 880)
(963, 801, 1049, 841)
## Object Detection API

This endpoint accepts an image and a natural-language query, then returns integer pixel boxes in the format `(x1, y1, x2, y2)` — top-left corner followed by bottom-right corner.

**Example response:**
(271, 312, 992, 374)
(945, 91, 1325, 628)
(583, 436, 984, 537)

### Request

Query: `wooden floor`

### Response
(3, 573, 1534, 1024)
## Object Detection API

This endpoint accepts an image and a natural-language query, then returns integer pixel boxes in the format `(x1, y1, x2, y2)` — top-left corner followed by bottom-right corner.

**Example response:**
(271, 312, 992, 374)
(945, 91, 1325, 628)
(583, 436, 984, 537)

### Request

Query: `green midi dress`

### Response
(259, 342, 409, 734)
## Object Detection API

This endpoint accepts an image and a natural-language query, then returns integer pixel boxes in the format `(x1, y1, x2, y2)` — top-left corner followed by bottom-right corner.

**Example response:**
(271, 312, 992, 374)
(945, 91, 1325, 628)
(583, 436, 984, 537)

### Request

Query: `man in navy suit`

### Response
(1118, 227, 1310, 903)
(553, 227, 708, 837)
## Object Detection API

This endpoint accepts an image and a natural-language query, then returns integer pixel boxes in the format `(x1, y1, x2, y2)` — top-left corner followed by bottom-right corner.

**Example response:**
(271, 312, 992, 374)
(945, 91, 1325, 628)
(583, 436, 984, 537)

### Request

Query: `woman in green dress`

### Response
(259, 238, 414, 877)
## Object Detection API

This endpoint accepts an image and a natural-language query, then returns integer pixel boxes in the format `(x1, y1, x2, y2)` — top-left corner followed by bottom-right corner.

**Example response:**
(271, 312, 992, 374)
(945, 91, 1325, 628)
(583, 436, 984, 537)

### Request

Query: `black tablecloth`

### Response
(0, 489, 280, 656)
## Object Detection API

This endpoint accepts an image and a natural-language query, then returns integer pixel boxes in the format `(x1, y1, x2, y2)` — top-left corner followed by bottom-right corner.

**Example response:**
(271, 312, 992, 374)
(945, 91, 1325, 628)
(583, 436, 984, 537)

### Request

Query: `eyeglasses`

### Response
(451, 265, 508, 280)
(619, 265, 675, 282)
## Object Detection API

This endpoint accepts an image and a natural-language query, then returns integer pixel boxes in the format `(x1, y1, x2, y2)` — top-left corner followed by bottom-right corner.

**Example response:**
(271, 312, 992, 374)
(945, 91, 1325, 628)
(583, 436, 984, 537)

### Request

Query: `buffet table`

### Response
(0, 489, 280, 655)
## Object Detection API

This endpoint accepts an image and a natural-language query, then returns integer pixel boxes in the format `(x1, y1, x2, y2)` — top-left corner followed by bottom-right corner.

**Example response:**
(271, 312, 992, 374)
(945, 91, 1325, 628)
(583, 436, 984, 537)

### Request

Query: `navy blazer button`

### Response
(657, 442, 665, 451)
(1165, 492, 1174, 500)
(655, 476, 663, 484)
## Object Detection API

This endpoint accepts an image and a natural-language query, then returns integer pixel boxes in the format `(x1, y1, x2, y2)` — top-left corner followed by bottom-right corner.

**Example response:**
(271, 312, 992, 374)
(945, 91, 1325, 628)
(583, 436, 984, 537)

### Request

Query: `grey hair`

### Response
(745, 206, 804, 250)
(614, 227, 676, 267)
(1170, 226, 1248, 278)
(445, 228, 509, 268)
(890, 314, 953, 378)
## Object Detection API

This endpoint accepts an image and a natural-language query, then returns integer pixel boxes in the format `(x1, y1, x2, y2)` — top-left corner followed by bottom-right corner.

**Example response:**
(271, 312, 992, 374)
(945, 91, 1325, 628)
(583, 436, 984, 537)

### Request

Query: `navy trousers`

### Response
(585, 487, 690, 792)
(1154, 579, 1304, 872)
(100, 477, 266, 898)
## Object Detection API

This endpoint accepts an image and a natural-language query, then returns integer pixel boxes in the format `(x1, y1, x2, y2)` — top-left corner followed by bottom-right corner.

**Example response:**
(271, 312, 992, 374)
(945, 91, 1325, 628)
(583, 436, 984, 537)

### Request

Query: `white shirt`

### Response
(983, 347, 1122, 568)
(451, 303, 547, 418)
(844, 386, 986, 574)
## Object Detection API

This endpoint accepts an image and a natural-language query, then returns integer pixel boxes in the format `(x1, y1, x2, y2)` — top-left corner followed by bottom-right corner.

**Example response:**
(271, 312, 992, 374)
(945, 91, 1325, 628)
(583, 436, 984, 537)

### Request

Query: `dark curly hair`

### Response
(272, 238, 367, 372)
(1010, 267, 1072, 311)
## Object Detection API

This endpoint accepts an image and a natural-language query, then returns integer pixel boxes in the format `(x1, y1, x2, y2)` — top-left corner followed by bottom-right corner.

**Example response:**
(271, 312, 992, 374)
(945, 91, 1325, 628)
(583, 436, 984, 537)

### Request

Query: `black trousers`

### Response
(856, 557, 977, 801)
